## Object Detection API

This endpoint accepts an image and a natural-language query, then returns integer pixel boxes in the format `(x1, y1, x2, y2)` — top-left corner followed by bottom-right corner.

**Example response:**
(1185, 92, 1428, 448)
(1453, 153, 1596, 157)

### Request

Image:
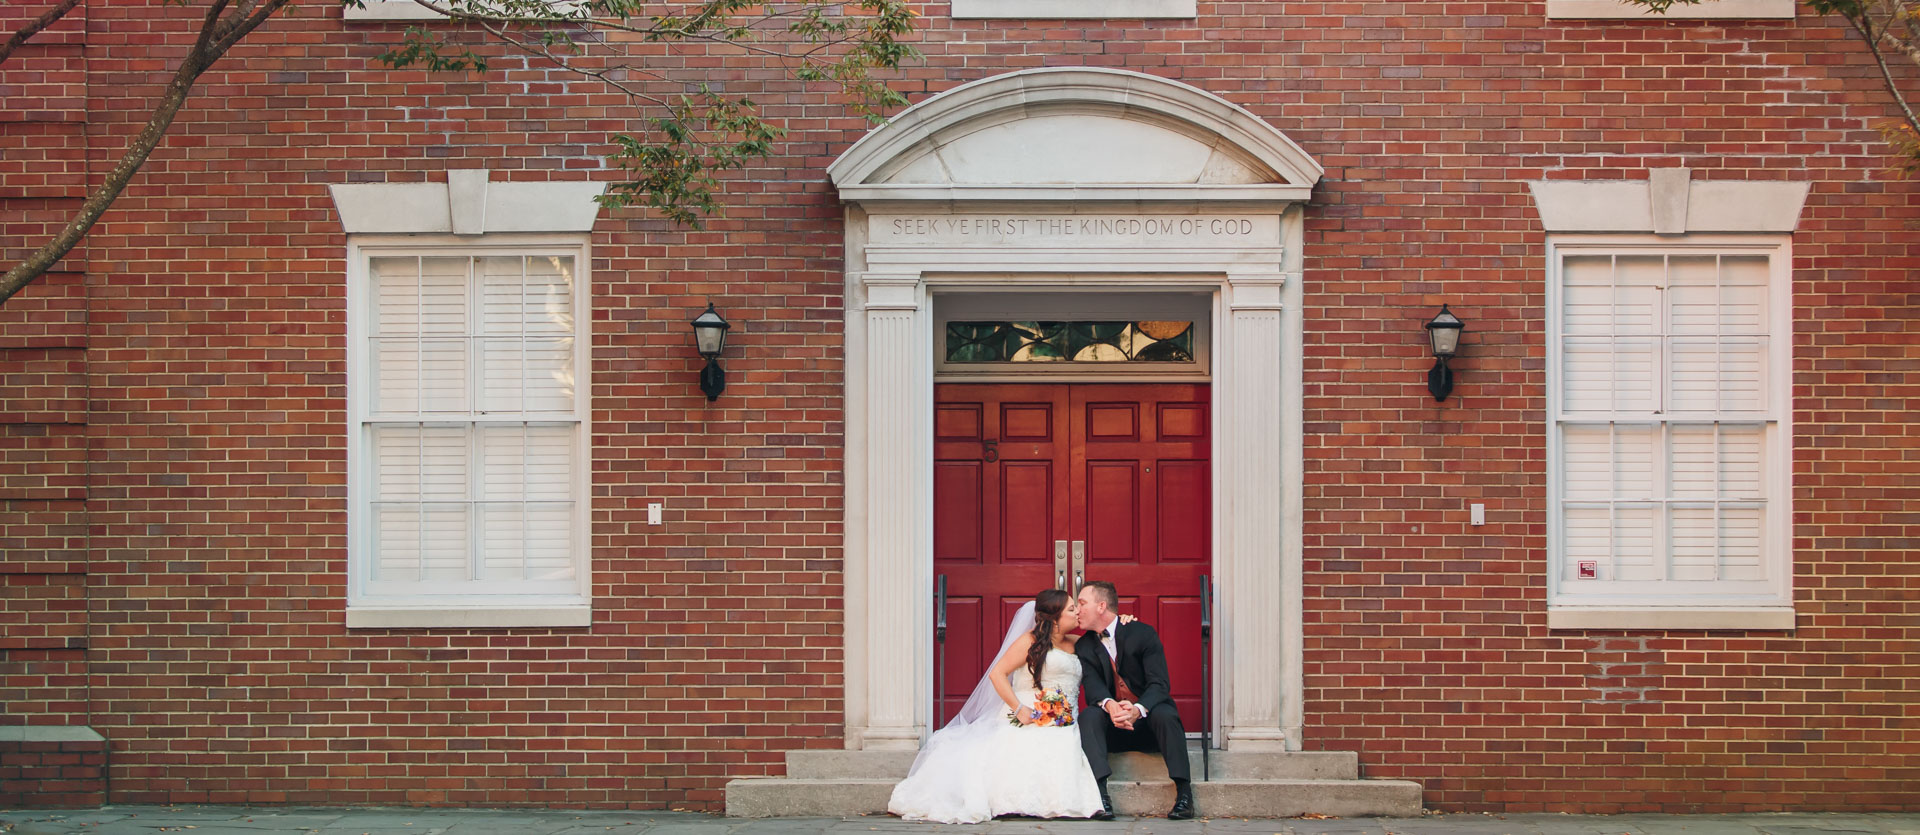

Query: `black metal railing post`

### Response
(1199, 574, 1213, 781)
(934, 574, 948, 726)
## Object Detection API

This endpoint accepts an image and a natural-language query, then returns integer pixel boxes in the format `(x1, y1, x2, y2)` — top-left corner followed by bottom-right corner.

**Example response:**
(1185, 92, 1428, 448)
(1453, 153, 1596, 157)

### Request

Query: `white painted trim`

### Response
(1528, 177, 1809, 234)
(1547, 0, 1794, 19)
(1278, 204, 1306, 749)
(828, 68, 1324, 195)
(952, 0, 1196, 19)
(342, 0, 586, 21)
(837, 185, 1318, 205)
(344, 234, 593, 629)
(1547, 607, 1795, 630)
(840, 206, 873, 748)
(1543, 234, 1795, 623)
(343, 0, 447, 21)
(329, 174, 605, 235)
(842, 261, 1306, 752)
(346, 606, 593, 628)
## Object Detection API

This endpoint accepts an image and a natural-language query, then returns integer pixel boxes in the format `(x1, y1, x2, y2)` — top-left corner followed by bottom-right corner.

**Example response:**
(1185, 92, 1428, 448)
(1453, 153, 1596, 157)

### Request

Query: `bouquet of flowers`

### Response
(1008, 687, 1075, 727)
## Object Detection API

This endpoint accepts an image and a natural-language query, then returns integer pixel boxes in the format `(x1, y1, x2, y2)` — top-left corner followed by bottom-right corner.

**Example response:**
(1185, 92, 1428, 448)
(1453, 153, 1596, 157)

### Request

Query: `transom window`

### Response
(945, 320, 1195, 364)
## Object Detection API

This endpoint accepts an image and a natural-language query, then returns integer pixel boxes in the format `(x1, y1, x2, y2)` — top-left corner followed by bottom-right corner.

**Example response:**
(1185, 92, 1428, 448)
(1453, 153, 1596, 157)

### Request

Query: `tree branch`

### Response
(1842, 8, 1920, 139)
(1869, 0, 1920, 67)
(0, 0, 83, 66)
(0, 0, 292, 306)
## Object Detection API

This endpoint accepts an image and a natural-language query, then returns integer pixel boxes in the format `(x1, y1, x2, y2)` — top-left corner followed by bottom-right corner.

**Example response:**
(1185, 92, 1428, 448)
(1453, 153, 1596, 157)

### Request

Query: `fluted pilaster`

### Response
(1221, 271, 1291, 751)
(855, 273, 927, 750)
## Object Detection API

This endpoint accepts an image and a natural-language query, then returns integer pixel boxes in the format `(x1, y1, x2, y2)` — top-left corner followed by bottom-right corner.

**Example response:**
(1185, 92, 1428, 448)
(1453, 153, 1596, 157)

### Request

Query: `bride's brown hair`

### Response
(1026, 588, 1071, 687)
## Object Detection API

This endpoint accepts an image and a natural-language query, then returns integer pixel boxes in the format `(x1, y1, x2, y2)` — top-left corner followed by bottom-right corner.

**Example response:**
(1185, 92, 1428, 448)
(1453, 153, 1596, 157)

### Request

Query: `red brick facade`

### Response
(2, 0, 1916, 814)
(0, 731, 108, 809)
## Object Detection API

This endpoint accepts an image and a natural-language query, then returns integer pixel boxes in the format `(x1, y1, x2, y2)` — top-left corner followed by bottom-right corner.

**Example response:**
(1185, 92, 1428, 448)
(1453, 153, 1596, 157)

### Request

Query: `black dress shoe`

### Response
(1166, 785, 1195, 820)
(1089, 785, 1115, 820)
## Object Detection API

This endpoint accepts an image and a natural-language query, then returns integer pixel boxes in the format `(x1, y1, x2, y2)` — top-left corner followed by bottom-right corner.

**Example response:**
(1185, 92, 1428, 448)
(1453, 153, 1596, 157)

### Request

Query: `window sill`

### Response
(1546, 0, 1794, 19)
(346, 605, 591, 629)
(1547, 606, 1794, 631)
(951, 0, 1195, 19)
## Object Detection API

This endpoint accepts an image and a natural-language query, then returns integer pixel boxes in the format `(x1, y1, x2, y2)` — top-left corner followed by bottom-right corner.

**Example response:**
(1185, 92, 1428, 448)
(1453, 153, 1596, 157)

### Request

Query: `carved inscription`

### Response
(871, 214, 1278, 247)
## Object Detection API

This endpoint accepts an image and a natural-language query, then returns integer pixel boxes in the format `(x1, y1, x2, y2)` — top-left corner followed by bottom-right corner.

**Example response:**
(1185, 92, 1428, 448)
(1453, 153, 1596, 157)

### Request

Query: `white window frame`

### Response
(345, 233, 592, 628)
(1546, 0, 1794, 18)
(1546, 234, 1794, 631)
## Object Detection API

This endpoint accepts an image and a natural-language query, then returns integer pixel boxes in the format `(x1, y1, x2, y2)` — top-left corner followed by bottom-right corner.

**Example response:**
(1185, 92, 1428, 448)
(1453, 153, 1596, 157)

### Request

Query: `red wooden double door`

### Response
(934, 383, 1211, 725)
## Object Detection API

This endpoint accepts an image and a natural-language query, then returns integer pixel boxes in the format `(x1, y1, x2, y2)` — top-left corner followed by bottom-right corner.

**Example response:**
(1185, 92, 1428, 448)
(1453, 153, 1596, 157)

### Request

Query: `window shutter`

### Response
(1561, 257, 1660, 414)
(1669, 256, 1769, 415)
(477, 425, 576, 582)
(370, 425, 470, 582)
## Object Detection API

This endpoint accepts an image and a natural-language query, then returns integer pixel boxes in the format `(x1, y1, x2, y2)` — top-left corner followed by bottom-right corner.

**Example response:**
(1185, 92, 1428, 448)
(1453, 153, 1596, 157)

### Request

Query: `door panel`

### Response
(934, 382, 1212, 728)
(937, 595, 986, 717)
(933, 385, 1070, 723)
(1002, 462, 1055, 563)
(933, 462, 982, 563)
(1071, 384, 1211, 724)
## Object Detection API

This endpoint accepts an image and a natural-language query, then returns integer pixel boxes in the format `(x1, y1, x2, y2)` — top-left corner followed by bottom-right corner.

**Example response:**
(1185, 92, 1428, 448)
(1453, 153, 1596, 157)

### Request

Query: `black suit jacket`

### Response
(1075, 620, 1174, 718)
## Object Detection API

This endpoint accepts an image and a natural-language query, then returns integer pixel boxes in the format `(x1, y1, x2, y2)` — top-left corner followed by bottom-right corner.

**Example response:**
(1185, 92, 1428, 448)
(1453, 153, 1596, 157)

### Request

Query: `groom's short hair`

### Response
(1080, 580, 1118, 612)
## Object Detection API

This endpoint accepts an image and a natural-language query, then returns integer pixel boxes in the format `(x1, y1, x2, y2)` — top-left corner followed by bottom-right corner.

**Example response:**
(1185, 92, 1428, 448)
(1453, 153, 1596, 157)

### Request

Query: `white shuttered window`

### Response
(1549, 238, 1791, 623)
(349, 241, 590, 627)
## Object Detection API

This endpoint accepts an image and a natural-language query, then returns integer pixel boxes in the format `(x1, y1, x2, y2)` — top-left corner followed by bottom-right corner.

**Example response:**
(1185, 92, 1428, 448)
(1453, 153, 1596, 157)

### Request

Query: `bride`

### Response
(887, 588, 1122, 823)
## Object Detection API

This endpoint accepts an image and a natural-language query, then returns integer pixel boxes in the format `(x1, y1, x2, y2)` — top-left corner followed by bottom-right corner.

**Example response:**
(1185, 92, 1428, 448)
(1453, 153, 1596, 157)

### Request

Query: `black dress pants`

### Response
(1079, 701, 1190, 782)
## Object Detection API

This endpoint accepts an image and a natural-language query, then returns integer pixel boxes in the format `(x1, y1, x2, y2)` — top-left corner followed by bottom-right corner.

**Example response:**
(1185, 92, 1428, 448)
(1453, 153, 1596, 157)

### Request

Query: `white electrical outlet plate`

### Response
(1470, 503, 1486, 526)
(648, 502, 663, 526)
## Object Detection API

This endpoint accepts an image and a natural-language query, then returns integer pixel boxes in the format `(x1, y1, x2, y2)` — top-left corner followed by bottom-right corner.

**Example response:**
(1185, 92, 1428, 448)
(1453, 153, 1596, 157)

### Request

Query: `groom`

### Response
(1074, 580, 1194, 820)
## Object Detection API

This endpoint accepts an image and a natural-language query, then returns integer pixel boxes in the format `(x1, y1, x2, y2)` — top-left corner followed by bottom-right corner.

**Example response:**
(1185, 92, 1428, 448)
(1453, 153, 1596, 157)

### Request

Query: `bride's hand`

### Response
(1015, 707, 1039, 726)
(1118, 614, 1137, 626)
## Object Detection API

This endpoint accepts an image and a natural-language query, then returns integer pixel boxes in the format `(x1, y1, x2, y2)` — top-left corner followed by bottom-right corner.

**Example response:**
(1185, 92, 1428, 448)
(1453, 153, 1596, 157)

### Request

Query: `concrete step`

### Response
(784, 744, 1358, 781)
(1110, 749, 1359, 781)
(783, 749, 917, 779)
(724, 776, 1425, 819)
(726, 778, 894, 818)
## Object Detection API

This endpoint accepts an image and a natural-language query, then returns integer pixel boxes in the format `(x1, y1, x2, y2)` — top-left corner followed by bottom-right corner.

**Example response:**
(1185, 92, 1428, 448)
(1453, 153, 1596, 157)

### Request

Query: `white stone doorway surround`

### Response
(829, 68, 1323, 753)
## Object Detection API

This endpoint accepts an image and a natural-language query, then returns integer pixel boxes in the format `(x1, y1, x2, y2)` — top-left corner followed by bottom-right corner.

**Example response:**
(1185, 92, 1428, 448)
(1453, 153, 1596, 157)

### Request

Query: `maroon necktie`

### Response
(1107, 629, 1137, 703)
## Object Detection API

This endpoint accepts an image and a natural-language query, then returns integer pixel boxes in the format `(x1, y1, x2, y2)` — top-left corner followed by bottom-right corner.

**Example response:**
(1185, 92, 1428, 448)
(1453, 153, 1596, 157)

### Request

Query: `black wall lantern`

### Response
(1424, 304, 1464, 402)
(691, 302, 731, 402)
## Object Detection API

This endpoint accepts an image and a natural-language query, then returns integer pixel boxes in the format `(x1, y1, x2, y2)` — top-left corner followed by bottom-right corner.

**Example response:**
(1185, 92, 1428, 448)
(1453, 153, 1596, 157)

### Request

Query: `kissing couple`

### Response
(887, 582, 1196, 824)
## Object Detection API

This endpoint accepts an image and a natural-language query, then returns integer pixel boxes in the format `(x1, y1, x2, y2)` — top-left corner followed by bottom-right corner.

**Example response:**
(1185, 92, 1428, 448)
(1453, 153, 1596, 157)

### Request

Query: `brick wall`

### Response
(0, 0, 1914, 813)
(0, 729, 109, 809)
(1, 0, 92, 732)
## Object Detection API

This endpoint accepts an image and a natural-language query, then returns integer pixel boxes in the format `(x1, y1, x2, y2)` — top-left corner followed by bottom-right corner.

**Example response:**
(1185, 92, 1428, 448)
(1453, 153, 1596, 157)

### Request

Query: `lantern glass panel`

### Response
(695, 324, 726, 357)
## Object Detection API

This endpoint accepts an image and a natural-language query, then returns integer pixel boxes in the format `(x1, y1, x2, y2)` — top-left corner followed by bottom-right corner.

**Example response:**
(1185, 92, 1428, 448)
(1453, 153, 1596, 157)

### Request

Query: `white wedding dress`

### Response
(887, 645, 1104, 823)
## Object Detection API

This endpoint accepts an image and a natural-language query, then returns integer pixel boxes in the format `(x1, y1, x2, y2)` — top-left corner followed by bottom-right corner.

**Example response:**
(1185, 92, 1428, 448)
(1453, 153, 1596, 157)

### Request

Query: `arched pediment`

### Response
(829, 67, 1322, 203)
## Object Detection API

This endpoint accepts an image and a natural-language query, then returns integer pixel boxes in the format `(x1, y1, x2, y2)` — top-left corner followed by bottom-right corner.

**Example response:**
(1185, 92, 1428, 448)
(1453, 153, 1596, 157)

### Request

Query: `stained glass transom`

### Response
(946, 321, 1195, 363)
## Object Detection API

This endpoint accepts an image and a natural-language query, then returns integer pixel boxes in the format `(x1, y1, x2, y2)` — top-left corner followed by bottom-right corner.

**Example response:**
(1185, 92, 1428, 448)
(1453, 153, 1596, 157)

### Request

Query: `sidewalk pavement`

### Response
(3, 807, 1919, 835)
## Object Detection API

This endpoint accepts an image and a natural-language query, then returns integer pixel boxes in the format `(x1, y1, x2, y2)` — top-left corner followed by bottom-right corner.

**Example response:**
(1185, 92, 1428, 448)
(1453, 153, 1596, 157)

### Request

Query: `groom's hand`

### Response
(1105, 700, 1135, 729)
